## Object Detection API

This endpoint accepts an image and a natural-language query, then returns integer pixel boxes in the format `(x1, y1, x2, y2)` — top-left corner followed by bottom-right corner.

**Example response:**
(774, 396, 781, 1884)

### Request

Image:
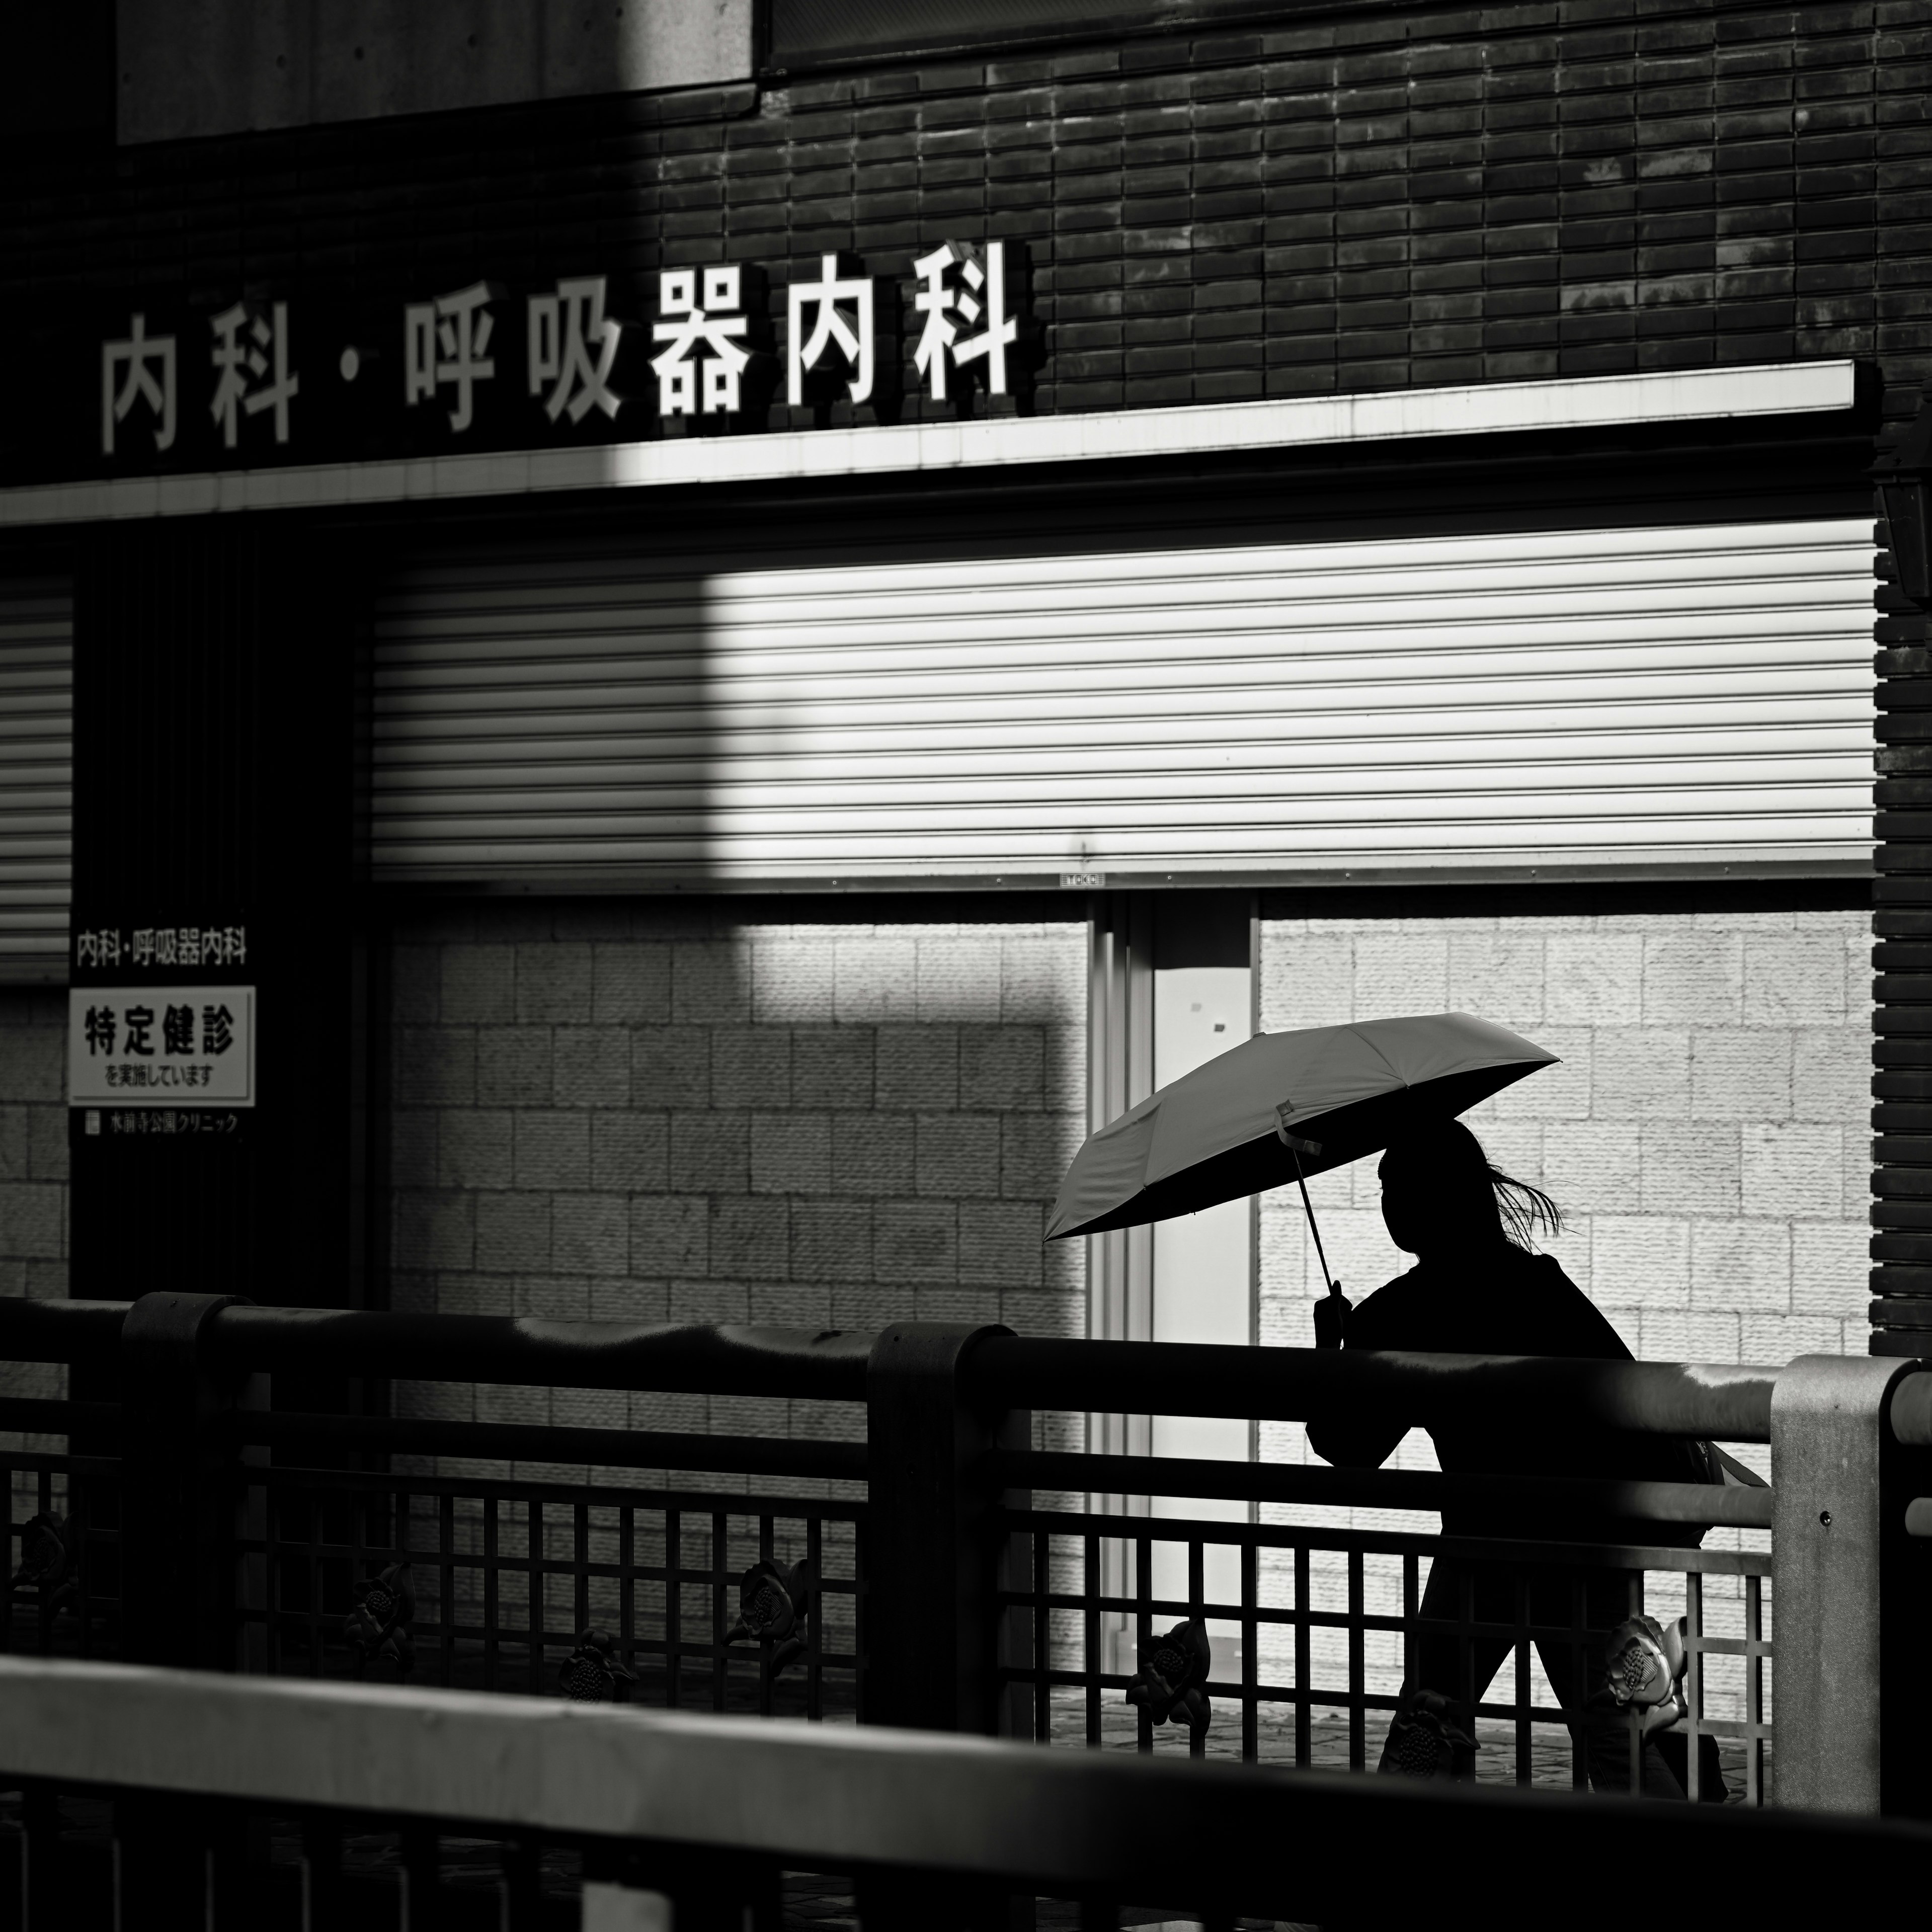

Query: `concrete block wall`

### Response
(385, 903, 1088, 1642)
(0, 989, 70, 1507)
(1252, 900, 1869, 1729)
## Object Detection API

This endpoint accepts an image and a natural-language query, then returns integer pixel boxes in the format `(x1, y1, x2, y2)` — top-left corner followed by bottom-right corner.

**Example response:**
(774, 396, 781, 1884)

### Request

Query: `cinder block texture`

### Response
(1261, 907, 1872, 1369)
(389, 913, 1086, 1434)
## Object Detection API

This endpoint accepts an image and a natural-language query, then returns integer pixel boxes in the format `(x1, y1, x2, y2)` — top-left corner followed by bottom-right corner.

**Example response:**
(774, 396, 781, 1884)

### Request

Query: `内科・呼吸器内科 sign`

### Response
(52, 244, 1036, 488)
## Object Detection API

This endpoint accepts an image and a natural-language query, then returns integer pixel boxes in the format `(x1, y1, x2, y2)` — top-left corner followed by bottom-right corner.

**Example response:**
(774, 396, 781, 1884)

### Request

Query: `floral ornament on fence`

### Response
(559, 1627, 637, 1703)
(1124, 1619, 1212, 1740)
(343, 1562, 415, 1673)
(725, 1558, 814, 1678)
(1384, 1688, 1479, 1779)
(1593, 1614, 1689, 1739)
(10, 1512, 78, 1618)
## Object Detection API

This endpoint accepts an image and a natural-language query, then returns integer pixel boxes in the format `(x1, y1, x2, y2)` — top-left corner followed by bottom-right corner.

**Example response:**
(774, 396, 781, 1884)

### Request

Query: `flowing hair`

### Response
(1491, 1166, 1563, 1247)
(1382, 1118, 1564, 1251)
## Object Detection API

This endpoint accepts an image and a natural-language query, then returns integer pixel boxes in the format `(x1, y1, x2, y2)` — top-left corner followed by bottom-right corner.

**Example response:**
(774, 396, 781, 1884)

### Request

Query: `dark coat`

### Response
(1305, 1244, 1713, 1542)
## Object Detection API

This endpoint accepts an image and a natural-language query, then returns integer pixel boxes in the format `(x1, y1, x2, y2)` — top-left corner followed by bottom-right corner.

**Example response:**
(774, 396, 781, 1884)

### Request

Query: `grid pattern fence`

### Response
(243, 1462, 865, 1718)
(0, 1436, 871, 1724)
(1001, 1503, 1770, 1803)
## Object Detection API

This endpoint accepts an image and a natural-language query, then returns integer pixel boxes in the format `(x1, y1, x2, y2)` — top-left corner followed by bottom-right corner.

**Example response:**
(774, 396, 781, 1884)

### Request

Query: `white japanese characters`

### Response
(75, 926, 248, 970)
(912, 240, 1017, 403)
(651, 266, 753, 416)
(786, 255, 874, 407)
(528, 276, 622, 424)
(95, 239, 1027, 463)
(405, 282, 498, 432)
(101, 313, 177, 456)
(209, 301, 299, 447)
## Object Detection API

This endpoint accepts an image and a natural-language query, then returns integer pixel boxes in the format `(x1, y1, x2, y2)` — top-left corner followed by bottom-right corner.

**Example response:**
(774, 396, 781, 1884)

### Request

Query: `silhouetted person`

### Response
(1307, 1119, 1721, 1798)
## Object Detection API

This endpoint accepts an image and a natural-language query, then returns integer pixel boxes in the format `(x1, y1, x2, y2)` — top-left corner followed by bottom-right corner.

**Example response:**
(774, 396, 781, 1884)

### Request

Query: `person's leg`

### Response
(1530, 1567, 1686, 1799)
(1377, 1556, 1512, 1776)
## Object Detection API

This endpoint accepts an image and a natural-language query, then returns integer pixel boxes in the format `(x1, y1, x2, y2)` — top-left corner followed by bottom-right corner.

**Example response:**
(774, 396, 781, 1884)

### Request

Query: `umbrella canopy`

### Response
(1046, 1012, 1558, 1241)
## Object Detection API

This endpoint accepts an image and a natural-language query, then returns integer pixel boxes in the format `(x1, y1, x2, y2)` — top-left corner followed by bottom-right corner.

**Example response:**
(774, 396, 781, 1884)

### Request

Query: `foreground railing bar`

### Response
(233, 1409, 869, 1482)
(996, 1448, 1774, 1530)
(2, 1658, 1904, 1926)
(965, 1337, 1776, 1442)
(1007, 1508, 1773, 1576)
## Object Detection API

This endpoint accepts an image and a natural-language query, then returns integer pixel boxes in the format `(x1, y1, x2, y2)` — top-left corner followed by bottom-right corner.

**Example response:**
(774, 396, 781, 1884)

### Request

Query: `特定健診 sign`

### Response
(67, 986, 256, 1108)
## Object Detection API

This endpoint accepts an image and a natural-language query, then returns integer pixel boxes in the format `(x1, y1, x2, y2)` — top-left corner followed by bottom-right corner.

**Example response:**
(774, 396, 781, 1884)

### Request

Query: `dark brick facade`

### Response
(0, 5, 1925, 433)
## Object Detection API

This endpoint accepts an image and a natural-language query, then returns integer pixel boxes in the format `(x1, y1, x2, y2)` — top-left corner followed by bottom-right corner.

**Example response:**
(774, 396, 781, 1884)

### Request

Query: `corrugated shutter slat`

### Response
(0, 583, 72, 980)
(372, 520, 1875, 885)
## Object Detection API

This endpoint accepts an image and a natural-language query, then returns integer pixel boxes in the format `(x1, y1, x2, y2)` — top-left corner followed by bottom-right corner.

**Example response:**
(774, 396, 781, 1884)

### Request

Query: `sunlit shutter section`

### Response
(0, 581, 72, 983)
(372, 519, 1875, 887)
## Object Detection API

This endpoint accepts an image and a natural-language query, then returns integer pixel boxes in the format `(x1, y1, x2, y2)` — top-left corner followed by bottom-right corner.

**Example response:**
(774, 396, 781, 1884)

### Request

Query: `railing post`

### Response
(864, 1323, 1031, 1736)
(120, 1291, 250, 1670)
(1769, 1352, 1918, 1813)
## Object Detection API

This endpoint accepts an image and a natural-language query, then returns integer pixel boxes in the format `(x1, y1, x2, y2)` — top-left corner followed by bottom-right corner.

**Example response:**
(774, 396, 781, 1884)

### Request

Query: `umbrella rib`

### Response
(1340, 1021, 1410, 1090)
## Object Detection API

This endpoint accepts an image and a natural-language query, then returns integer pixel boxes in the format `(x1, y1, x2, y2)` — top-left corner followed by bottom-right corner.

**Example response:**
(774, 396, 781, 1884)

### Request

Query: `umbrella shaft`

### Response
(1293, 1149, 1337, 1295)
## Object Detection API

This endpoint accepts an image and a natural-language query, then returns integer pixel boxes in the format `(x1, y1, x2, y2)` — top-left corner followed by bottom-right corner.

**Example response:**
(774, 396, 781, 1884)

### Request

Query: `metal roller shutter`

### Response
(372, 518, 1875, 888)
(0, 580, 72, 980)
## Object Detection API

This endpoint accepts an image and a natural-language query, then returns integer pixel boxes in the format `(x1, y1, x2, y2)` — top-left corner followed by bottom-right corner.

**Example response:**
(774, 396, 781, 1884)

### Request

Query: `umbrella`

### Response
(1045, 1013, 1558, 1250)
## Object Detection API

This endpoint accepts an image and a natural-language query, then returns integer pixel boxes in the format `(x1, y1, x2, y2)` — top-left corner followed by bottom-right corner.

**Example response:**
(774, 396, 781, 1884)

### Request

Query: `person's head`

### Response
(1378, 1118, 1561, 1261)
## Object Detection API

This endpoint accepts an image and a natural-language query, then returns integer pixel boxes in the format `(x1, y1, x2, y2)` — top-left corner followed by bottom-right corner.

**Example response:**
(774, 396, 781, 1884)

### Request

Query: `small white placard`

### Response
(581, 1884, 672, 1932)
(1061, 870, 1105, 889)
(68, 986, 256, 1107)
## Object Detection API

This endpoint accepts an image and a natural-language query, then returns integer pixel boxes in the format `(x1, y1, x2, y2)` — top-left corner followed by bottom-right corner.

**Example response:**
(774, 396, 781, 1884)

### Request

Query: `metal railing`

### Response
(970, 1339, 1775, 1799)
(2, 1655, 1929, 1931)
(4, 1298, 1929, 1823)
(0, 1298, 871, 1720)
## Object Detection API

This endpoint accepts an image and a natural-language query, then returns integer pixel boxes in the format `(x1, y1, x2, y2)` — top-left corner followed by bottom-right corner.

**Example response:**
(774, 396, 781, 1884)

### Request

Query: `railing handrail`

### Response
(967, 1335, 1779, 1442)
(0, 1657, 1921, 1923)
(206, 1308, 874, 1397)
(0, 1300, 1779, 1438)
(0, 1297, 132, 1366)
(992, 1448, 1775, 1528)
(0, 1297, 873, 1400)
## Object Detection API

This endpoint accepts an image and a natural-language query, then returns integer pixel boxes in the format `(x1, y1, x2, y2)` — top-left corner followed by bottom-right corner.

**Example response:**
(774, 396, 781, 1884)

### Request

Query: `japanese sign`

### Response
(22, 240, 1034, 487)
(74, 924, 247, 971)
(68, 986, 256, 1109)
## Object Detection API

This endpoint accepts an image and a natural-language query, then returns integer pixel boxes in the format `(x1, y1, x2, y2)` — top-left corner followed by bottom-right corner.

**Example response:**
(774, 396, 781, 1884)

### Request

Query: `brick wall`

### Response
(1252, 899, 1868, 1725)
(388, 904, 1087, 1344)
(384, 904, 1087, 1643)
(2, 3, 1926, 472)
